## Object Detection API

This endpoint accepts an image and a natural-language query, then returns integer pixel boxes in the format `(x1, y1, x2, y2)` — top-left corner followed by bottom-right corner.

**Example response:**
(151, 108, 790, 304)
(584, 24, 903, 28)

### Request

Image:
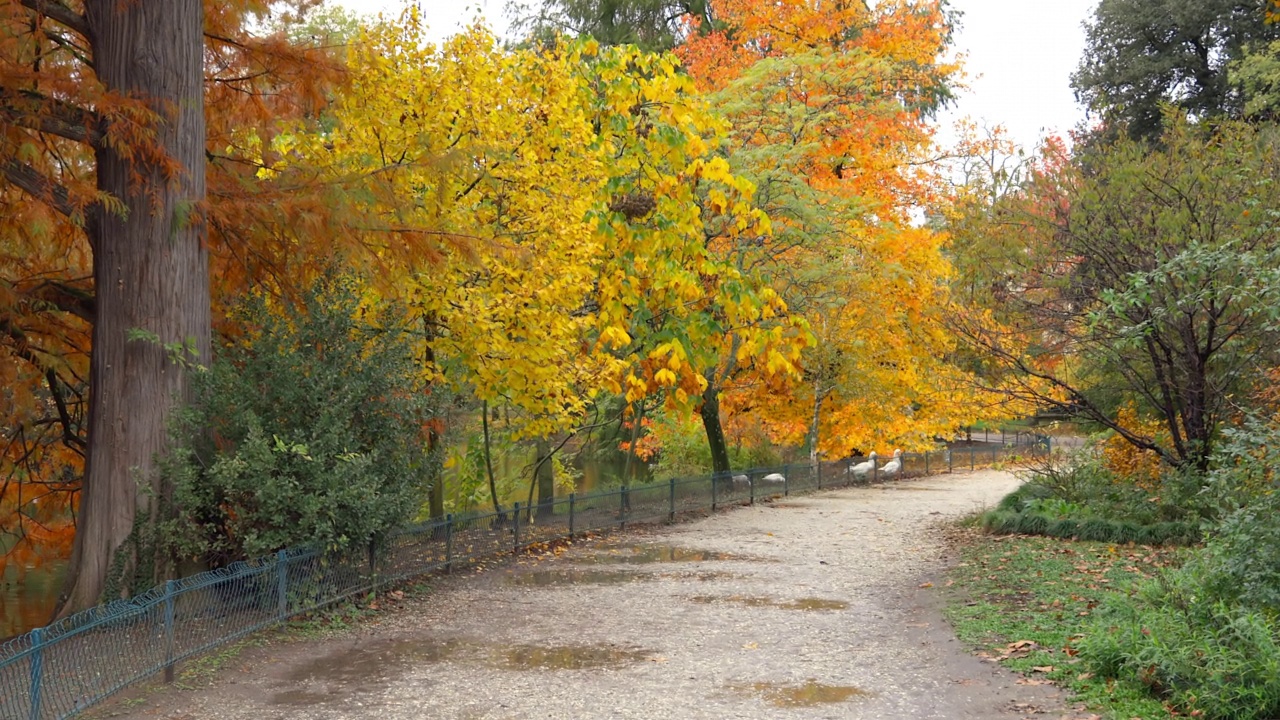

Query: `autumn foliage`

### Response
(0, 0, 1014, 604)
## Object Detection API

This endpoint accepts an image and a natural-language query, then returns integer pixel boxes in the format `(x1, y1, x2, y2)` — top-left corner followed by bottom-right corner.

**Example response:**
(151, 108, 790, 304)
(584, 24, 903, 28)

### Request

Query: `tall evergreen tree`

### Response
(1072, 0, 1279, 141)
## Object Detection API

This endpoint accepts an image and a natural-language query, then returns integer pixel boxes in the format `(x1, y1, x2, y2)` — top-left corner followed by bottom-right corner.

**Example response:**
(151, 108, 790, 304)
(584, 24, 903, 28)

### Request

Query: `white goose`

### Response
(847, 451, 877, 477)
(761, 472, 786, 484)
(731, 474, 750, 489)
(878, 449, 904, 478)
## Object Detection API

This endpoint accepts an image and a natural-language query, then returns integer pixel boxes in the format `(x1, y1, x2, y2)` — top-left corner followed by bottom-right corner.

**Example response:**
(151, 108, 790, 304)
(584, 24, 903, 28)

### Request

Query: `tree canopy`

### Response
(1073, 0, 1279, 141)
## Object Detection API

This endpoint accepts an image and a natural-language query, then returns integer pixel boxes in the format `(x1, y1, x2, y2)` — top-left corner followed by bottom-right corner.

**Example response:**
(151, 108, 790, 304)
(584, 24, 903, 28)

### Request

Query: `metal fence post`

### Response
(711, 474, 718, 511)
(816, 462, 822, 490)
(992, 446, 998, 465)
(872, 459, 878, 483)
(948, 449, 953, 473)
(445, 514, 454, 573)
(924, 451, 930, 475)
(276, 549, 288, 620)
(668, 478, 676, 523)
(970, 446, 975, 471)
(28, 627, 43, 720)
(164, 579, 177, 683)
(783, 466, 790, 496)
(749, 475, 755, 505)
(568, 494, 576, 537)
(513, 502, 522, 552)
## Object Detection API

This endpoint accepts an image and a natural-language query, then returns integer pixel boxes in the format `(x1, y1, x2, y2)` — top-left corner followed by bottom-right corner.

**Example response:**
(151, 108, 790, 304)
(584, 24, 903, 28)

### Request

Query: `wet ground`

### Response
(94, 470, 1094, 720)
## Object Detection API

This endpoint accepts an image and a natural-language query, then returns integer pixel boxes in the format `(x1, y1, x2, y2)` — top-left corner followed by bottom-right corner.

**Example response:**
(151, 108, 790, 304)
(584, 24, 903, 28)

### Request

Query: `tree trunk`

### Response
(61, 0, 210, 615)
(809, 381, 825, 467)
(535, 437, 554, 520)
(423, 315, 445, 524)
(700, 378, 731, 477)
(481, 400, 507, 524)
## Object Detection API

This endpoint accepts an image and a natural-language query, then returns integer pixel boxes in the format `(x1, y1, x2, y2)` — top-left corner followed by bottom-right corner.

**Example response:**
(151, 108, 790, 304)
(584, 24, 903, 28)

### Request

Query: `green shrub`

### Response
(1081, 569, 1280, 719)
(1077, 518, 1116, 543)
(1021, 450, 1209, 525)
(996, 483, 1054, 512)
(165, 274, 434, 565)
(1047, 517, 1080, 538)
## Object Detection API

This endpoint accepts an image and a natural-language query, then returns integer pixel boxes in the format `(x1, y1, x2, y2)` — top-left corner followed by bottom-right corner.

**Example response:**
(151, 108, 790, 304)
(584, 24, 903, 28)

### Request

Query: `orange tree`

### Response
(672, 0, 1002, 461)
(0, 0, 355, 613)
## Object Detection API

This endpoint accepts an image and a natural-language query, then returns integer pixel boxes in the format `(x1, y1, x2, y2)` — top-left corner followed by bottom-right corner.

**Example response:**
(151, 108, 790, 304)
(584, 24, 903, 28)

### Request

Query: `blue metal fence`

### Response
(0, 439, 1046, 719)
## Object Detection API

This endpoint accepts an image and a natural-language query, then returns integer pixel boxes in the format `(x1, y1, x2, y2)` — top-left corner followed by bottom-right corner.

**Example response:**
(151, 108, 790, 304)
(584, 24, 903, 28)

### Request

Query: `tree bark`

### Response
(60, 0, 210, 614)
(809, 380, 825, 467)
(423, 315, 445, 524)
(535, 437, 554, 520)
(700, 377, 731, 477)
(481, 400, 507, 524)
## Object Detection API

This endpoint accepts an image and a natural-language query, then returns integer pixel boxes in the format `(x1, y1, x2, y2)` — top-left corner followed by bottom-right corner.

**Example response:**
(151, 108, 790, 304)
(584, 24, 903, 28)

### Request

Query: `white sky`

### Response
(333, 0, 1099, 154)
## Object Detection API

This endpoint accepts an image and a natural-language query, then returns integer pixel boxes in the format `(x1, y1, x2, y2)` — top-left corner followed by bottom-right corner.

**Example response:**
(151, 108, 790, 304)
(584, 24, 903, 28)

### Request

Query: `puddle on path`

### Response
(689, 595, 848, 611)
(271, 637, 653, 706)
(582, 545, 770, 564)
(505, 566, 745, 587)
(732, 679, 872, 707)
(504, 568, 641, 586)
(498, 644, 652, 670)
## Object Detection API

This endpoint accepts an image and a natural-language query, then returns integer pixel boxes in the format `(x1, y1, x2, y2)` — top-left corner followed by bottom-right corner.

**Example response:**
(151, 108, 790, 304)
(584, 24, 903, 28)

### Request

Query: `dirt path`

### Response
(101, 470, 1089, 720)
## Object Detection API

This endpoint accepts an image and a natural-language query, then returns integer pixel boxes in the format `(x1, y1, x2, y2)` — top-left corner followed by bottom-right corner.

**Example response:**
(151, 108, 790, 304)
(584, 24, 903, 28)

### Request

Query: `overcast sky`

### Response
(333, 0, 1100, 153)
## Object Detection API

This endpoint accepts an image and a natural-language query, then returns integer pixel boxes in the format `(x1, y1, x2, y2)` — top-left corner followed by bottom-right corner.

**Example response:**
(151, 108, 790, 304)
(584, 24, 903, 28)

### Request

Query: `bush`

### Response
(165, 275, 434, 565)
(1080, 566, 1280, 719)
(1080, 437, 1280, 720)
(979, 502, 1198, 545)
(1022, 445, 1215, 525)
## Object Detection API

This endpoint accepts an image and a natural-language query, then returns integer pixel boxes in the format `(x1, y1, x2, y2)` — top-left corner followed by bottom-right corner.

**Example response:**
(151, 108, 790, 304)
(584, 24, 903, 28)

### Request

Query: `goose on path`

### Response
(879, 449, 903, 478)
(761, 472, 786, 484)
(848, 452, 877, 477)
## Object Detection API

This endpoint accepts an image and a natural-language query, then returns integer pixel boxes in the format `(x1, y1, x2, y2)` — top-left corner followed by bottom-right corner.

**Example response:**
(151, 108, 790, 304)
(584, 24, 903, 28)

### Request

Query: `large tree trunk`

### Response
(700, 378, 731, 477)
(60, 0, 210, 615)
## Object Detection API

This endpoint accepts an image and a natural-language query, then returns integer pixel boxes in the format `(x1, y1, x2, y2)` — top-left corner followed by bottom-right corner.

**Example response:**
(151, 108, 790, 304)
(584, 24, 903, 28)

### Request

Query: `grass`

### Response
(944, 529, 1189, 719)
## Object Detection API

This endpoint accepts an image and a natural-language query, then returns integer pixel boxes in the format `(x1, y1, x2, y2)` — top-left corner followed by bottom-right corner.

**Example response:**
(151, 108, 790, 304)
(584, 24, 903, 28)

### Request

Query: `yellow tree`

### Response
(269, 14, 804, 498)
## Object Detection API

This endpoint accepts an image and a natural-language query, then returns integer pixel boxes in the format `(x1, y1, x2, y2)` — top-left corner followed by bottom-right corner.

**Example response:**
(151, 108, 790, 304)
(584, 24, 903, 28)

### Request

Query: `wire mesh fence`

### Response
(0, 435, 1049, 719)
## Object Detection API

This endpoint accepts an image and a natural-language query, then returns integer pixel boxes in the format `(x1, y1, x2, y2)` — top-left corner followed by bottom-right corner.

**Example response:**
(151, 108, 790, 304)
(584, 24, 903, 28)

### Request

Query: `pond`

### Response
(1, 560, 66, 640)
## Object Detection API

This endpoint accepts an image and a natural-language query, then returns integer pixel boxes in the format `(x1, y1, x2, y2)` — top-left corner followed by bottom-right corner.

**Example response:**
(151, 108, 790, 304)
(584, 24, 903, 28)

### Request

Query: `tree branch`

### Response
(0, 159, 76, 218)
(18, 0, 89, 39)
(45, 368, 86, 453)
(0, 88, 102, 146)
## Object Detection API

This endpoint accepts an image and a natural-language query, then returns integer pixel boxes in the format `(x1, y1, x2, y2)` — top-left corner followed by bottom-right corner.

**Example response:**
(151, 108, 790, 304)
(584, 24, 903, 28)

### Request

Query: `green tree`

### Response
(1072, 0, 1279, 141)
(512, 0, 713, 51)
(954, 118, 1280, 472)
(165, 275, 434, 565)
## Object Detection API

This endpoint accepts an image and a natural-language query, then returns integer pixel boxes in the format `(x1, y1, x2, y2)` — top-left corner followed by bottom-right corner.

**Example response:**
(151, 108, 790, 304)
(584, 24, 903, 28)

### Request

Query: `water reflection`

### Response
(688, 595, 848, 611)
(273, 638, 653, 706)
(1, 561, 66, 639)
(583, 545, 770, 564)
(731, 679, 872, 707)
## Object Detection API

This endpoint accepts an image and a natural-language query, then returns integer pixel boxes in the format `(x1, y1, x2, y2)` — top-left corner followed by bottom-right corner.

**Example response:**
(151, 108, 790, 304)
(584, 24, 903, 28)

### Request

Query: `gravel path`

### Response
(101, 470, 1089, 720)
